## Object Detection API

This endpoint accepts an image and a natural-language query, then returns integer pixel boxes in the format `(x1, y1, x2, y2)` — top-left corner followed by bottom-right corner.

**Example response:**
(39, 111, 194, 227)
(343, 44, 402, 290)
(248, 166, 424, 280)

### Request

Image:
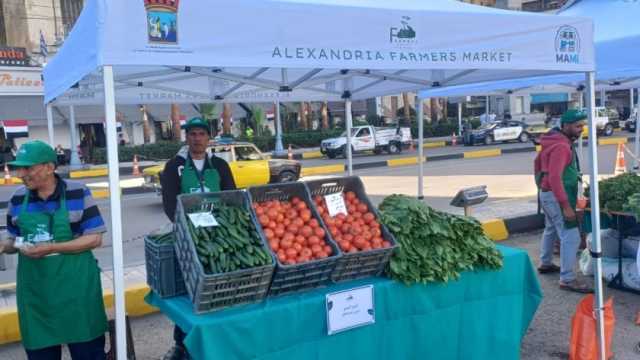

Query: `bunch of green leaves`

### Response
(623, 193, 640, 221)
(584, 173, 640, 212)
(379, 195, 503, 285)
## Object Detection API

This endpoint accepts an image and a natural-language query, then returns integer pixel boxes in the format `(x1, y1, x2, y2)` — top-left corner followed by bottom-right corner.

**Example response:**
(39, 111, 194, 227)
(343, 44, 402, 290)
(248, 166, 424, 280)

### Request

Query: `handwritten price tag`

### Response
(324, 193, 348, 217)
(188, 212, 219, 228)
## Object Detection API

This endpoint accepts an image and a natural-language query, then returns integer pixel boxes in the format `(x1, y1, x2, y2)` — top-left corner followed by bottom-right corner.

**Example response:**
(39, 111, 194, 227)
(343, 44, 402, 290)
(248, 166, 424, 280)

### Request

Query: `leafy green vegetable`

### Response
(623, 193, 640, 220)
(379, 195, 503, 285)
(585, 173, 640, 212)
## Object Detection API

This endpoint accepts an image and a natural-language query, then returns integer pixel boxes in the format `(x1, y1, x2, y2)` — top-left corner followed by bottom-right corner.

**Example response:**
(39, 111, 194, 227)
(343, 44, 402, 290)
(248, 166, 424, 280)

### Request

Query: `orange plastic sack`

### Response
(569, 294, 615, 360)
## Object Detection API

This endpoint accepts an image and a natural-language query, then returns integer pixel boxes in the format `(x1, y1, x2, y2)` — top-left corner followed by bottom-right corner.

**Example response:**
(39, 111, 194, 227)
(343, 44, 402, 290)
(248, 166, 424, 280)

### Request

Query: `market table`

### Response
(147, 245, 542, 360)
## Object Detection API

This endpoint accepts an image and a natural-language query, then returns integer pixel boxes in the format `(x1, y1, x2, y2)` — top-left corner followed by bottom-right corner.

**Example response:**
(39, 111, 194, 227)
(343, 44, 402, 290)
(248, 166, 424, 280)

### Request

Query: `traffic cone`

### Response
(288, 144, 293, 160)
(132, 154, 141, 176)
(451, 132, 457, 146)
(614, 143, 627, 175)
(4, 164, 12, 185)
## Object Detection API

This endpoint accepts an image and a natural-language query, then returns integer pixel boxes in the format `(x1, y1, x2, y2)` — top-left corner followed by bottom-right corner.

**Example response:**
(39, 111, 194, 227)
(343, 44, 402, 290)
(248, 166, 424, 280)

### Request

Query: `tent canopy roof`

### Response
(45, 0, 594, 105)
(419, 0, 639, 99)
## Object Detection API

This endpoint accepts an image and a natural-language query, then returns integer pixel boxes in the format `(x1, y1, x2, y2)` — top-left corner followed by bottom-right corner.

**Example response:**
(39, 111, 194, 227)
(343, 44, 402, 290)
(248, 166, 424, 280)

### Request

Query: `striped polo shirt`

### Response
(6, 175, 107, 238)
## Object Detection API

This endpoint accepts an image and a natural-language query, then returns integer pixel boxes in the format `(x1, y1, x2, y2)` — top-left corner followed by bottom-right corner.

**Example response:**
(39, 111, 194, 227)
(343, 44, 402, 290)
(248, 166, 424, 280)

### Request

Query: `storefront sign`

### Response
(0, 47, 28, 66)
(0, 67, 43, 95)
(326, 285, 375, 335)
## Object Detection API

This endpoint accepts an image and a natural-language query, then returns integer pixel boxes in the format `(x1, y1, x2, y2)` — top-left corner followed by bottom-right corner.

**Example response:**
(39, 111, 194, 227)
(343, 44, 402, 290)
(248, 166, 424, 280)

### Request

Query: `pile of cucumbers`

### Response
(186, 201, 272, 274)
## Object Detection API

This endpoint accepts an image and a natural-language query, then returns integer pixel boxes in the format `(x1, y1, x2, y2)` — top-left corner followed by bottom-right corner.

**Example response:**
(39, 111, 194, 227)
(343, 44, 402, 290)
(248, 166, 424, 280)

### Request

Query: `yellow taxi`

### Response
(142, 140, 301, 191)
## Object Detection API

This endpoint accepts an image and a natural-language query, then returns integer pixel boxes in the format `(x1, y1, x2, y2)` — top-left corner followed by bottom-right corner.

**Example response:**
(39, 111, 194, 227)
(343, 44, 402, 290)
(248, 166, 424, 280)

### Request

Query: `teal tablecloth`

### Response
(147, 245, 542, 360)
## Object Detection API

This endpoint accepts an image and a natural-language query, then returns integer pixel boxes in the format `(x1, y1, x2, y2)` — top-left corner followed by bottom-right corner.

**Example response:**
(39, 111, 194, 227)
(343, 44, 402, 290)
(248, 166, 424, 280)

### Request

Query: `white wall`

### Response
(16, 124, 71, 148)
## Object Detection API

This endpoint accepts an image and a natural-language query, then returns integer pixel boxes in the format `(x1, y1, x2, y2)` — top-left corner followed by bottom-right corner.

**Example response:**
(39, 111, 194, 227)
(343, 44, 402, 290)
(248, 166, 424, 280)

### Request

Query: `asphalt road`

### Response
(1, 231, 638, 359)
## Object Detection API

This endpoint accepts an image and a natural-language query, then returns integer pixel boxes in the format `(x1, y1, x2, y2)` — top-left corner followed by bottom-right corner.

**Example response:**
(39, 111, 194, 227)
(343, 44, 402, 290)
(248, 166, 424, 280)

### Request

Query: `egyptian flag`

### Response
(3, 119, 28, 138)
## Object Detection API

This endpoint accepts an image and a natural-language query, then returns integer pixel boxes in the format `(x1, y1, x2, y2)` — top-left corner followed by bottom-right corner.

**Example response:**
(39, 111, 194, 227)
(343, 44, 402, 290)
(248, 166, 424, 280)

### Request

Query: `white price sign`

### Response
(324, 192, 348, 217)
(326, 285, 375, 335)
(188, 212, 219, 228)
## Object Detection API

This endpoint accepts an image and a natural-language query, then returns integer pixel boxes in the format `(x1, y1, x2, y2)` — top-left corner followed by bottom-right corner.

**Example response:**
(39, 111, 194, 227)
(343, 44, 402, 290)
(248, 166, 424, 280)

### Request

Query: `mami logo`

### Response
(144, 0, 179, 44)
(390, 16, 416, 44)
(555, 25, 580, 64)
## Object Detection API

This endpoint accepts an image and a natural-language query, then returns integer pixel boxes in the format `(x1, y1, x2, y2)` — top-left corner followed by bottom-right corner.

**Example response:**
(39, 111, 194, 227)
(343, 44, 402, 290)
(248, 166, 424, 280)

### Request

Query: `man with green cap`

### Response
(534, 109, 593, 293)
(0, 140, 108, 359)
(160, 117, 236, 360)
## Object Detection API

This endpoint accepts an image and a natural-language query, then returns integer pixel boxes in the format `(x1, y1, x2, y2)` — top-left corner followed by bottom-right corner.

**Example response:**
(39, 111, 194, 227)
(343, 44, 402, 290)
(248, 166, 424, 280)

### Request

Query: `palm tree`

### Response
(222, 103, 232, 135)
(140, 105, 151, 144)
(170, 104, 181, 141)
(321, 101, 329, 129)
(402, 92, 412, 125)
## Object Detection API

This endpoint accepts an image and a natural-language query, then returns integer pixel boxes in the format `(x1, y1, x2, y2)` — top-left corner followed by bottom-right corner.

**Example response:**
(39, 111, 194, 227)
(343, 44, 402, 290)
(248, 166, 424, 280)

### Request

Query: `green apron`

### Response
(16, 188, 107, 350)
(535, 144, 581, 229)
(180, 155, 221, 194)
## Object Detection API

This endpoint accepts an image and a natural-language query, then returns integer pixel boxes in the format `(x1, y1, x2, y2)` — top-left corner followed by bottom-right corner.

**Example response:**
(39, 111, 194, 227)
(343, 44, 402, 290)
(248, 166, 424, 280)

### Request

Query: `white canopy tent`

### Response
(44, 0, 596, 358)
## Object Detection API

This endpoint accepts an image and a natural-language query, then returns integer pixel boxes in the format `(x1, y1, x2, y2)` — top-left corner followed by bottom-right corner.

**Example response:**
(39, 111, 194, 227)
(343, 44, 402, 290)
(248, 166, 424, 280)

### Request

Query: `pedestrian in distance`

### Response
(159, 117, 236, 360)
(534, 109, 593, 293)
(0, 140, 109, 359)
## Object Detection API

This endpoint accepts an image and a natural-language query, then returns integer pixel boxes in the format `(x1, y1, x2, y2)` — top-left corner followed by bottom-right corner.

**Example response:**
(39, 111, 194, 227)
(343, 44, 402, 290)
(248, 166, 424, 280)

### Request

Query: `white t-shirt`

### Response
(192, 158, 205, 171)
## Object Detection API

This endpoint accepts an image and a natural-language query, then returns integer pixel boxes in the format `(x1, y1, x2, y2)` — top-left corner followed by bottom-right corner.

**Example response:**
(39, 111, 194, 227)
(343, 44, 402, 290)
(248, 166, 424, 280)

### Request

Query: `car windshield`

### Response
(235, 145, 264, 161)
(340, 128, 360, 137)
(478, 123, 497, 130)
(210, 145, 233, 163)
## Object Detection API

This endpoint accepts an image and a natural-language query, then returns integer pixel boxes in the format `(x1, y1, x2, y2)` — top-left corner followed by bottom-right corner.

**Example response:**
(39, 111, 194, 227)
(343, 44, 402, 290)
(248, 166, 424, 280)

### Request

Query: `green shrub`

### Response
(91, 141, 184, 164)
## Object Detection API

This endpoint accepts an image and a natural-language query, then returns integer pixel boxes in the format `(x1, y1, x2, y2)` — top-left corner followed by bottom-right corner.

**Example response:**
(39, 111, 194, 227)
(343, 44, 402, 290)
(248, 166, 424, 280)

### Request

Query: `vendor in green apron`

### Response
(534, 109, 592, 293)
(0, 140, 108, 360)
(159, 117, 236, 360)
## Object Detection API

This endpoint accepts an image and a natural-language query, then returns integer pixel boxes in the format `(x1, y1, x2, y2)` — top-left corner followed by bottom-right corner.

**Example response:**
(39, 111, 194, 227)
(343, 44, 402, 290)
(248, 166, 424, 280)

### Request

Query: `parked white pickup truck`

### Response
(320, 125, 412, 159)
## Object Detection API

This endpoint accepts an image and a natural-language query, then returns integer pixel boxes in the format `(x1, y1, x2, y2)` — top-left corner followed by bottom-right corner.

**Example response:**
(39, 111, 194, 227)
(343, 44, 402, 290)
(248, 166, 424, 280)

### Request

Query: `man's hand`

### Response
(20, 243, 54, 259)
(562, 205, 577, 223)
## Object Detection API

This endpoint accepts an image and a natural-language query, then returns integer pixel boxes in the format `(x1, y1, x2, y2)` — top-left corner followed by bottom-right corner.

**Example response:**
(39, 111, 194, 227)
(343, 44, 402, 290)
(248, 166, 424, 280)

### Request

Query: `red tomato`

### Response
(345, 191, 357, 201)
(329, 226, 339, 237)
(285, 248, 298, 258)
(300, 248, 313, 258)
(259, 215, 269, 227)
(267, 209, 279, 220)
(314, 195, 323, 204)
(256, 207, 265, 215)
(300, 210, 312, 222)
(357, 204, 368, 213)
(362, 243, 372, 251)
(287, 209, 298, 219)
(285, 258, 297, 265)
(295, 235, 306, 245)
(277, 251, 287, 263)
(317, 206, 325, 216)
(338, 241, 351, 252)
(291, 197, 301, 205)
(341, 224, 351, 234)
(269, 240, 279, 251)
(382, 241, 392, 248)
(311, 244, 324, 255)
(353, 237, 366, 249)
(343, 234, 354, 242)
(363, 212, 375, 223)
(308, 235, 321, 246)
(286, 224, 299, 235)
(264, 228, 275, 239)
(323, 245, 332, 254)
(296, 202, 307, 211)
(300, 226, 313, 237)
(267, 221, 277, 230)
(314, 227, 325, 238)
(293, 218, 304, 227)
(282, 233, 295, 243)
(293, 243, 303, 252)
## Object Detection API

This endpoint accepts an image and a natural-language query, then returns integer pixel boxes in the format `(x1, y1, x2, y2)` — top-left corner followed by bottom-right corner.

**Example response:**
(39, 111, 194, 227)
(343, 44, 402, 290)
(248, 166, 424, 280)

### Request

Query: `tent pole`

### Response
(585, 71, 606, 360)
(69, 105, 81, 169)
(274, 100, 284, 155)
(632, 88, 639, 171)
(457, 102, 462, 137)
(418, 98, 424, 199)
(103, 65, 127, 360)
(345, 97, 353, 176)
(46, 104, 54, 145)
(578, 90, 584, 176)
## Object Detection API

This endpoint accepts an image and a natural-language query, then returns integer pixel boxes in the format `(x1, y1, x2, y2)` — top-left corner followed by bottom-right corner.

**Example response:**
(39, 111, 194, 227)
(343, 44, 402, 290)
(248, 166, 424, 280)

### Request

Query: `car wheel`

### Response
(388, 142, 401, 154)
(341, 145, 354, 159)
(484, 136, 493, 146)
(327, 151, 337, 159)
(373, 147, 383, 155)
(277, 170, 297, 183)
(518, 132, 530, 143)
(604, 124, 614, 136)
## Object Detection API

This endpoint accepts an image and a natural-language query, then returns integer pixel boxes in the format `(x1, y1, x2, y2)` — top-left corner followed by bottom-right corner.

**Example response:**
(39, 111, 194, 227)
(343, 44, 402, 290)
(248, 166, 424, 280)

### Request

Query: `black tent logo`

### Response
(390, 16, 417, 44)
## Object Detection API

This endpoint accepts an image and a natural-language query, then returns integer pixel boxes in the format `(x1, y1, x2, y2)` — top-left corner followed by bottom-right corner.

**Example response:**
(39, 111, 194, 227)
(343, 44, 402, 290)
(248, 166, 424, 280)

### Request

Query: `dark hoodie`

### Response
(160, 146, 236, 221)
(534, 129, 576, 208)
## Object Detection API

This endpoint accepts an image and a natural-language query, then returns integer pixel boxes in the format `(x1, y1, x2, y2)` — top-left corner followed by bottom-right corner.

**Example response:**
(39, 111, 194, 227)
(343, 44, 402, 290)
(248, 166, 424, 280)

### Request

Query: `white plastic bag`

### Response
(579, 247, 593, 276)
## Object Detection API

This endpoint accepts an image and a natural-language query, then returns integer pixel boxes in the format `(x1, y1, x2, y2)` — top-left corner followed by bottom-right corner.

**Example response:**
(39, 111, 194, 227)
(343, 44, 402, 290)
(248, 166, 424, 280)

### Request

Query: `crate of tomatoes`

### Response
(305, 176, 397, 283)
(248, 182, 341, 297)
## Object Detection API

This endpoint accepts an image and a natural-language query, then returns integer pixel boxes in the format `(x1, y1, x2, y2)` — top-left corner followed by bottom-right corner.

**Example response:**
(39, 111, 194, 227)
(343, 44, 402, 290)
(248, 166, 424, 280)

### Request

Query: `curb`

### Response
(0, 283, 158, 346)
(0, 211, 547, 346)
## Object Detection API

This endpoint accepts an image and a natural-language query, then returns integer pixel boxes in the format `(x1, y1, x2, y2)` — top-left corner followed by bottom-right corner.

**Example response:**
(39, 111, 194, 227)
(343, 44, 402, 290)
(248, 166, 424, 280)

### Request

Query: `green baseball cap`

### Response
(182, 117, 210, 133)
(9, 140, 57, 167)
(561, 109, 588, 125)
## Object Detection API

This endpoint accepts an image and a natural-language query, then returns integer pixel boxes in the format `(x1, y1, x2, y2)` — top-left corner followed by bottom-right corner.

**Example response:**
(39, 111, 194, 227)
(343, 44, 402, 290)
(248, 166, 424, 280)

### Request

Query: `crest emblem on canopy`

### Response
(144, 0, 179, 44)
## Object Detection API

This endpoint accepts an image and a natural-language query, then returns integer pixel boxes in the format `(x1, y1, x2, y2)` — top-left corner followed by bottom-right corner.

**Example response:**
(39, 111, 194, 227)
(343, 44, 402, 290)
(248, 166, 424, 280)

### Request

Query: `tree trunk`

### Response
(141, 105, 151, 144)
(442, 98, 448, 120)
(430, 98, 439, 122)
(321, 102, 329, 129)
(170, 104, 181, 141)
(222, 103, 232, 135)
(299, 102, 308, 130)
(402, 93, 412, 125)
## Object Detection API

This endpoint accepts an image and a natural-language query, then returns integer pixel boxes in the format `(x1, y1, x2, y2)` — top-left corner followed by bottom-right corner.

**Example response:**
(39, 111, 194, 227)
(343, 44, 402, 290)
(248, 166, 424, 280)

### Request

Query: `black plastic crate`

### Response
(174, 190, 275, 314)
(305, 176, 398, 283)
(247, 182, 341, 297)
(144, 232, 186, 298)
